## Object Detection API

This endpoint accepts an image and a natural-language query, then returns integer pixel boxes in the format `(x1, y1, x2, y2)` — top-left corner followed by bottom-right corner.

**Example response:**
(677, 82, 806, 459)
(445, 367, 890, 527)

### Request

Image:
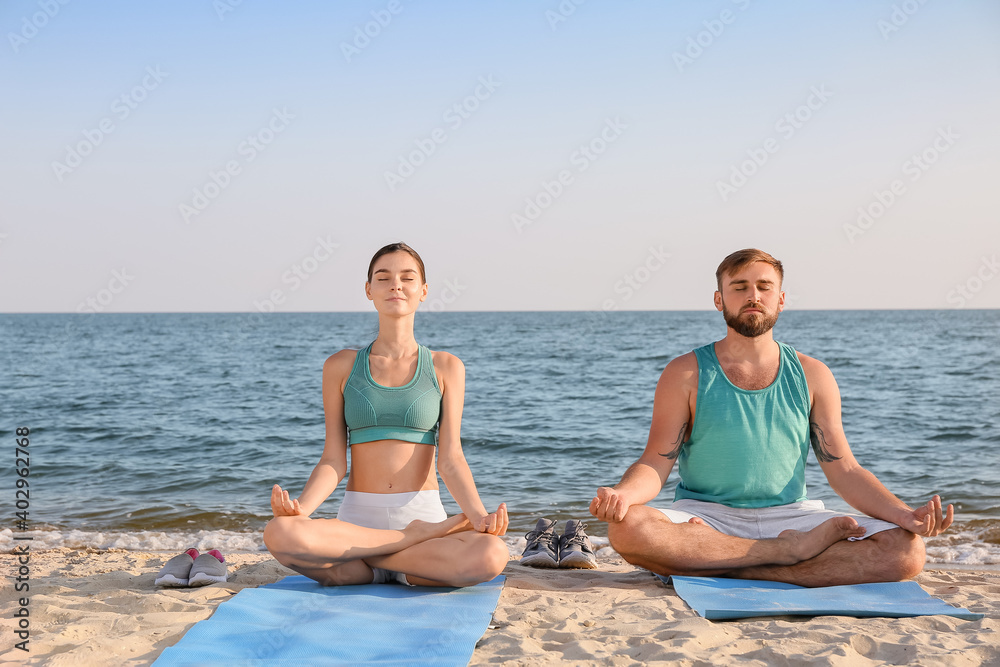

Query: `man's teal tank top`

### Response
(343, 342, 441, 446)
(674, 341, 811, 508)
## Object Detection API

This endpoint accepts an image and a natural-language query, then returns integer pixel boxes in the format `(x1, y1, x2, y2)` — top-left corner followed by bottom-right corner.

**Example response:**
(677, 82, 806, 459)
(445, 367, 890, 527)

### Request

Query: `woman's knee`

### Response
(454, 534, 509, 585)
(483, 534, 511, 576)
(263, 516, 307, 556)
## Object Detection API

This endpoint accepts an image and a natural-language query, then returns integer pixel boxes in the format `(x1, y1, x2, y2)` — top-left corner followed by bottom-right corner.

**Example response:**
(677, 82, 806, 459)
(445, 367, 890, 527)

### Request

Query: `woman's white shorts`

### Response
(337, 490, 448, 529)
(336, 490, 448, 585)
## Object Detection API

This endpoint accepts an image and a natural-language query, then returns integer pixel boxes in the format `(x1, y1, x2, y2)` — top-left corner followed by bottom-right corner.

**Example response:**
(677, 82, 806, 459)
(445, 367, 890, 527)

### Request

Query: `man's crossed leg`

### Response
(608, 502, 925, 587)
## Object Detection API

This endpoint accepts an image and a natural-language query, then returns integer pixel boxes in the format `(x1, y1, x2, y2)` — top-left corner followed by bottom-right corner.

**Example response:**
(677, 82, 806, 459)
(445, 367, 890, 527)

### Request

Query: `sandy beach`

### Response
(1, 548, 997, 666)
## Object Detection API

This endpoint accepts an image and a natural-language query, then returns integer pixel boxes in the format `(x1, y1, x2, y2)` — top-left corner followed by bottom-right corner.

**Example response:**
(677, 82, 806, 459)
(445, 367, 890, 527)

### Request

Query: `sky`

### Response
(1, 0, 998, 313)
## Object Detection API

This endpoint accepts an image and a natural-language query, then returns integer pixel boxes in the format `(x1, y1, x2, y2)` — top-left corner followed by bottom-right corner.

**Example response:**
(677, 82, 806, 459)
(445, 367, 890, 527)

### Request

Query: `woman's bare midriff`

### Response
(345, 439, 439, 493)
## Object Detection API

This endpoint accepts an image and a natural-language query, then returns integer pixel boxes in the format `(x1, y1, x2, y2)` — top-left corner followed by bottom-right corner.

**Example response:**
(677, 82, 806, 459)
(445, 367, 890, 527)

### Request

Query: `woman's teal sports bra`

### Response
(343, 342, 442, 446)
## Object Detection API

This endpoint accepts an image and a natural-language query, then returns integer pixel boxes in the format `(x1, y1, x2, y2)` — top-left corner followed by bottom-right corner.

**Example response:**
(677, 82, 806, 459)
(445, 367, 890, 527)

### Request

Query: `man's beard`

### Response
(722, 300, 779, 338)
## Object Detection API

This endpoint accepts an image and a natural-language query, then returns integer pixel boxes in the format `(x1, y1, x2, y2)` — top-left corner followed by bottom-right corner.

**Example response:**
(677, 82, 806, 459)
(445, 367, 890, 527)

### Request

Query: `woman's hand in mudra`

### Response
(475, 502, 509, 536)
(270, 484, 304, 517)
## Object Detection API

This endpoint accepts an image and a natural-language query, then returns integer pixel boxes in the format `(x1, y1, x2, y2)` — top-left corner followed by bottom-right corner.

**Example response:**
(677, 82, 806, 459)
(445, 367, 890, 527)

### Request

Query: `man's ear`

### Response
(713, 290, 723, 312)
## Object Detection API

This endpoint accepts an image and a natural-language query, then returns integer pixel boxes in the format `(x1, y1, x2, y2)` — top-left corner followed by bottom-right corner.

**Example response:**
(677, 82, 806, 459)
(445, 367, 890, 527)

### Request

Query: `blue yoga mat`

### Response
(153, 574, 505, 666)
(661, 575, 983, 621)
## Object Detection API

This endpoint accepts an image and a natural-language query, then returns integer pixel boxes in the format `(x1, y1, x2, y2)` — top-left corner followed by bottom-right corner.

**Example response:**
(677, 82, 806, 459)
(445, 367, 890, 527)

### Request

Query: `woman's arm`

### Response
(434, 351, 507, 535)
(272, 351, 351, 517)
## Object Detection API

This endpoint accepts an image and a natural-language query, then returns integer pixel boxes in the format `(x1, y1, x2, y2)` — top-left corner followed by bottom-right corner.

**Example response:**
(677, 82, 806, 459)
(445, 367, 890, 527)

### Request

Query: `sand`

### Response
(1, 548, 997, 666)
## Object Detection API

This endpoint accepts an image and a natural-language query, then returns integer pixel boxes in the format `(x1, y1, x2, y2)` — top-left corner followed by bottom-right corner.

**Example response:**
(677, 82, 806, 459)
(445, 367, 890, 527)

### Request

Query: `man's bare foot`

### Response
(776, 516, 867, 565)
(404, 513, 472, 542)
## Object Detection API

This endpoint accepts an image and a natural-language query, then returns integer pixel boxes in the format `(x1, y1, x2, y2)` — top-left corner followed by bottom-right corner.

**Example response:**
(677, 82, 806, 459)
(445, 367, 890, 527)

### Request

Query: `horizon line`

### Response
(1, 308, 996, 315)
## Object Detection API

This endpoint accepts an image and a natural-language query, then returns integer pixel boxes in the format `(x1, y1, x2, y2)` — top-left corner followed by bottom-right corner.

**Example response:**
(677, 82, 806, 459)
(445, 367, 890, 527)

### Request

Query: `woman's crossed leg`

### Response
(263, 513, 508, 587)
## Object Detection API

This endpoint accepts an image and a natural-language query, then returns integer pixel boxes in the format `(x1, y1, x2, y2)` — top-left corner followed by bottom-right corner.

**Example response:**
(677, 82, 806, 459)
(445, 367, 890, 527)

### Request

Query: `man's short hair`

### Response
(716, 249, 784, 291)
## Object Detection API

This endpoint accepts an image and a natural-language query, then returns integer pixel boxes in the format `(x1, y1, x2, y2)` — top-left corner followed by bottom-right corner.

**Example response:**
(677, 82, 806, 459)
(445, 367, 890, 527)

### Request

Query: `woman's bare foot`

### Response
(404, 513, 472, 543)
(777, 516, 867, 565)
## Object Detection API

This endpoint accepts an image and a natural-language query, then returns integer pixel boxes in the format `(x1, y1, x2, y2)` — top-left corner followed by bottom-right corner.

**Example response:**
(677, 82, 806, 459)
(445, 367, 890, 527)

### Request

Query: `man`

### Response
(590, 248, 953, 586)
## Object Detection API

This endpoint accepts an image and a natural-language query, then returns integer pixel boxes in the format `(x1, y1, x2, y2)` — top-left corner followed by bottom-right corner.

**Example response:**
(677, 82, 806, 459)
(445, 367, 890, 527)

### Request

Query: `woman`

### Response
(264, 242, 509, 587)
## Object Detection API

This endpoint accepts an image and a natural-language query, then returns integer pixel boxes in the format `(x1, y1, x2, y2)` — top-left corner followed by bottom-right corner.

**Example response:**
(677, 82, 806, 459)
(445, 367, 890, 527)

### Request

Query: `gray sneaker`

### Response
(520, 518, 560, 568)
(188, 550, 227, 586)
(558, 520, 598, 569)
(155, 548, 199, 587)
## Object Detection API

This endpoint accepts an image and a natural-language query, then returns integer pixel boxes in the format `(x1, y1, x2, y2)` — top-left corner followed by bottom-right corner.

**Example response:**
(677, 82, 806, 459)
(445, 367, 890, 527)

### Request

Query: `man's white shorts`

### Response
(656, 498, 899, 541)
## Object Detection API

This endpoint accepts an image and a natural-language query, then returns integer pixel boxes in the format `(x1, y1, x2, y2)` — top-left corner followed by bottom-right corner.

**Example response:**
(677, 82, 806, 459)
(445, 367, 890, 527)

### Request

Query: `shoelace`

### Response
(524, 528, 558, 547)
(563, 534, 590, 548)
(562, 526, 592, 551)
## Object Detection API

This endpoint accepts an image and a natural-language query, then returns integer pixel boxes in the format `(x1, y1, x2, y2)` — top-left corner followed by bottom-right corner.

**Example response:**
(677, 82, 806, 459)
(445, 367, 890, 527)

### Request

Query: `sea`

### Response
(2, 310, 998, 566)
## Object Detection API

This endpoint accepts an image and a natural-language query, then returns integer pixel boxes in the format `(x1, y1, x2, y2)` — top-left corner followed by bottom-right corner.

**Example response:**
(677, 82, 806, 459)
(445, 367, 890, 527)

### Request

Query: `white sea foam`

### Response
(925, 527, 1000, 565)
(0, 527, 266, 553)
(5, 527, 997, 566)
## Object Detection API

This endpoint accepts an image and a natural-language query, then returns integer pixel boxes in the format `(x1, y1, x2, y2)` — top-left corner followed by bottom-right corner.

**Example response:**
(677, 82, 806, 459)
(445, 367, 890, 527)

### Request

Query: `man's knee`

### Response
(607, 506, 663, 558)
(897, 529, 926, 579)
(873, 528, 925, 580)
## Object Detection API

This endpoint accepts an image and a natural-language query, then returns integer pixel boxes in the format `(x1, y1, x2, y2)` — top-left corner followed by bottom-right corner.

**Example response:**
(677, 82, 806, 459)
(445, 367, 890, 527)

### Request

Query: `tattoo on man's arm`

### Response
(809, 421, 842, 462)
(658, 421, 688, 459)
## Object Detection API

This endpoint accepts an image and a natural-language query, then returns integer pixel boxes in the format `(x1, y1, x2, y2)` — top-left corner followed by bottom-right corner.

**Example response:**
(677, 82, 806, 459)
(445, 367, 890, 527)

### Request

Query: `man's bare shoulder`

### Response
(795, 350, 836, 384)
(659, 351, 699, 387)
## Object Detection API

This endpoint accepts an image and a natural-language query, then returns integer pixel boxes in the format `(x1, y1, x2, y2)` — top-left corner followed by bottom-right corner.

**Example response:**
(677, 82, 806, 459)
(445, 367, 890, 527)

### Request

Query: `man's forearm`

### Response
(835, 466, 913, 525)
(613, 459, 667, 507)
